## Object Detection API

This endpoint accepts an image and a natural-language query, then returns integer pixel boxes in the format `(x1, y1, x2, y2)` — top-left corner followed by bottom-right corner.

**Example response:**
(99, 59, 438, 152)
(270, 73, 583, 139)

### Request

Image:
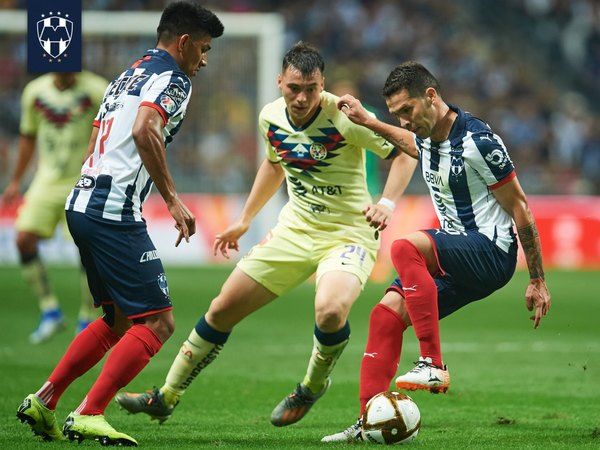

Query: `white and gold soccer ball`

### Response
(361, 391, 421, 445)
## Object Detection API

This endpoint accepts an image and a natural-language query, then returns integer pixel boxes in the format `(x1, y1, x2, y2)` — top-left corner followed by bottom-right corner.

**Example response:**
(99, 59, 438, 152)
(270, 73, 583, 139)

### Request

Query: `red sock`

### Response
(77, 324, 163, 415)
(359, 303, 407, 416)
(391, 239, 443, 368)
(37, 318, 120, 410)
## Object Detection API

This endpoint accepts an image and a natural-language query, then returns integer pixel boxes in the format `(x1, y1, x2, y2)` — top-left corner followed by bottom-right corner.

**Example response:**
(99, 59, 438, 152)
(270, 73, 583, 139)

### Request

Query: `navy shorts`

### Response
(66, 210, 173, 318)
(388, 228, 517, 319)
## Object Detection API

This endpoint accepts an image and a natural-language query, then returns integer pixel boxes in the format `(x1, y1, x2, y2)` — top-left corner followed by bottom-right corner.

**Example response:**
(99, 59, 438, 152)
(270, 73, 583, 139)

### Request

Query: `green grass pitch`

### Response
(1, 265, 598, 449)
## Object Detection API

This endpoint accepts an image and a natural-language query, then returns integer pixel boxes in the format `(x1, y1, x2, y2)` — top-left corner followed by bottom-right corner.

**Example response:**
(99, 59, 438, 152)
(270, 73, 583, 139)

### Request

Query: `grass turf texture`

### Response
(1, 265, 598, 449)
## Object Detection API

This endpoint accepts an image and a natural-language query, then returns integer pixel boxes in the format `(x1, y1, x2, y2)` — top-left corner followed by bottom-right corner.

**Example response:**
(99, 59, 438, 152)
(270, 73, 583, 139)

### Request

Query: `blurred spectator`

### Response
(1, 0, 598, 194)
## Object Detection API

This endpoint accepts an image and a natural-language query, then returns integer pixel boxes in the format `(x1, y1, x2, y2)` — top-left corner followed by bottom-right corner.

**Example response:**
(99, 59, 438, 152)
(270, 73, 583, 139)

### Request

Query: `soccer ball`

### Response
(361, 391, 421, 445)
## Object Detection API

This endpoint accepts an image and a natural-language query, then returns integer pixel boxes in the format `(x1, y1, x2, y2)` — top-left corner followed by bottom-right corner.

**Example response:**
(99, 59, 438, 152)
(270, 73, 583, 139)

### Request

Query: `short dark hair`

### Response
(282, 41, 325, 77)
(382, 61, 441, 99)
(157, 1, 224, 43)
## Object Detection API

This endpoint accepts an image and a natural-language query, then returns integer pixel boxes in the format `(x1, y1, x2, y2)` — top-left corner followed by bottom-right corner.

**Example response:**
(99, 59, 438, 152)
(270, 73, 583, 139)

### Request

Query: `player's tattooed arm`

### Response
(517, 222, 545, 280)
(518, 220, 551, 329)
(377, 131, 414, 157)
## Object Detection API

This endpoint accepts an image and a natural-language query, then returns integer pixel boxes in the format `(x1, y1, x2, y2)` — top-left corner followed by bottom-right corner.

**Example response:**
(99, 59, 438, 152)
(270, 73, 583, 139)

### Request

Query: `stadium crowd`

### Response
(0, 0, 598, 195)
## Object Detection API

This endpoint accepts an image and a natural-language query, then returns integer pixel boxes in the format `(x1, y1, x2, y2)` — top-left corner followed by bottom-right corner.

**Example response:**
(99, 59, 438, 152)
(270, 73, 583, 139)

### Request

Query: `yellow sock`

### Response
(160, 385, 181, 408)
(162, 328, 224, 406)
(22, 257, 59, 311)
(302, 335, 349, 394)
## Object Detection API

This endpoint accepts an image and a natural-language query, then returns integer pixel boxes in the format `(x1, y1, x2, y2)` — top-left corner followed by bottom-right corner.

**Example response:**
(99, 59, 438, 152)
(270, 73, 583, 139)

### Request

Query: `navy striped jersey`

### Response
(66, 48, 191, 222)
(417, 105, 517, 253)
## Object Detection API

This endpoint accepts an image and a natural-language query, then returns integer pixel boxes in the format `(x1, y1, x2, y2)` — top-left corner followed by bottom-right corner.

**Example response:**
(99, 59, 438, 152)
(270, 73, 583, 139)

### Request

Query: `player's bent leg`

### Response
(395, 356, 450, 394)
(360, 299, 408, 413)
(206, 267, 278, 330)
(271, 271, 359, 427)
(271, 331, 346, 426)
(16, 394, 66, 442)
(63, 412, 137, 446)
(116, 314, 231, 423)
(271, 323, 351, 426)
(18, 238, 66, 344)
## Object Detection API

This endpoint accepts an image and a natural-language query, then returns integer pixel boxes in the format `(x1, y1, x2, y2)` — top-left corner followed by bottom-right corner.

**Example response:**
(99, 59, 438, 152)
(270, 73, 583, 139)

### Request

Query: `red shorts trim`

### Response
(128, 306, 173, 320)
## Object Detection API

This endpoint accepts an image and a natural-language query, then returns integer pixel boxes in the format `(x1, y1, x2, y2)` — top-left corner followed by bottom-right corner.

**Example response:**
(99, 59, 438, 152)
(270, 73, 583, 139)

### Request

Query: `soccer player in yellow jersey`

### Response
(116, 42, 418, 427)
(2, 71, 108, 343)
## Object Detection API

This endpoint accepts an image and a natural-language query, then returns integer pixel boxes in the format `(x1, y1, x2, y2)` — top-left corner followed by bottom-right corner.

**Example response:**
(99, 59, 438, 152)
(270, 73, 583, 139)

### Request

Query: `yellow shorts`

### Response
(15, 179, 73, 238)
(237, 222, 378, 296)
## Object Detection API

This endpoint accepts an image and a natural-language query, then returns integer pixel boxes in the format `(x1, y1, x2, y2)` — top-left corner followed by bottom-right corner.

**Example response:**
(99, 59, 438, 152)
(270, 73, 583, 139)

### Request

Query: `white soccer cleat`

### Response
(29, 309, 66, 344)
(321, 419, 363, 443)
(395, 356, 450, 394)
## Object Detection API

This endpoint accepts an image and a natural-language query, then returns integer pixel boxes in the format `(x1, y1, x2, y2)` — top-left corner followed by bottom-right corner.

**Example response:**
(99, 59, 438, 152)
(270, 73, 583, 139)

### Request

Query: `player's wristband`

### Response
(377, 197, 396, 212)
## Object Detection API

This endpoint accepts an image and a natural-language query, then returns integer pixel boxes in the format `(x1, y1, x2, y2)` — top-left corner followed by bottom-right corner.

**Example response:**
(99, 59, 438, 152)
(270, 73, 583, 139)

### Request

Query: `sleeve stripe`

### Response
(140, 101, 167, 126)
(490, 170, 516, 190)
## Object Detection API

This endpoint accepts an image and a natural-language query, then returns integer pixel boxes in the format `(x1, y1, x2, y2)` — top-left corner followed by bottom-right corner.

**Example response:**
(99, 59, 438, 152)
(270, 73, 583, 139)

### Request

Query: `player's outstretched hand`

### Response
(362, 203, 393, 232)
(337, 94, 371, 126)
(525, 278, 551, 329)
(213, 219, 250, 259)
(168, 196, 196, 247)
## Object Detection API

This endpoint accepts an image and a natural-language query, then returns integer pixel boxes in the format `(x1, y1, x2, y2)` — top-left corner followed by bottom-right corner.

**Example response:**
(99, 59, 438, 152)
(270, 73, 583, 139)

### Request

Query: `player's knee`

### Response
(135, 313, 175, 343)
(16, 234, 38, 258)
(391, 238, 417, 263)
(205, 295, 246, 331)
(157, 315, 175, 340)
(315, 305, 346, 333)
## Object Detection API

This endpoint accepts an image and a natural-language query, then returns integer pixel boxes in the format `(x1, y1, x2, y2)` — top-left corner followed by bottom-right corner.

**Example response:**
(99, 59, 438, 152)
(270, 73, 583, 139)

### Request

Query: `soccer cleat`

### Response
(395, 356, 450, 394)
(63, 412, 138, 446)
(114, 387, 176, 424)
(321, 418, 363, 443)
(270, 378, 331, 427)
(29, 308, 66, 344)
(16, 394, 66, 442)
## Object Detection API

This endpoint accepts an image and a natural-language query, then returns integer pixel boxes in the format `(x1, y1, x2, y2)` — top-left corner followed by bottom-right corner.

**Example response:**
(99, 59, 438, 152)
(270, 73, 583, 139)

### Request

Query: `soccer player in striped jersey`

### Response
(16, 2, 223, 446)
(323, 61, 551, 443)
(115, 42, 417, 428)
(2, 71, 107, 343)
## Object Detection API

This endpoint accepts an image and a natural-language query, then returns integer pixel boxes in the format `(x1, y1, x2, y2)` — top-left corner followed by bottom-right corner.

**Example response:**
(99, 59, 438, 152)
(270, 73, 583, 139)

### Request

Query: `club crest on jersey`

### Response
(450, 155, 465, 176)
(37, 13, 73, 59)
(157, 272, 170, 299)
(310, 142, 327, 160)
